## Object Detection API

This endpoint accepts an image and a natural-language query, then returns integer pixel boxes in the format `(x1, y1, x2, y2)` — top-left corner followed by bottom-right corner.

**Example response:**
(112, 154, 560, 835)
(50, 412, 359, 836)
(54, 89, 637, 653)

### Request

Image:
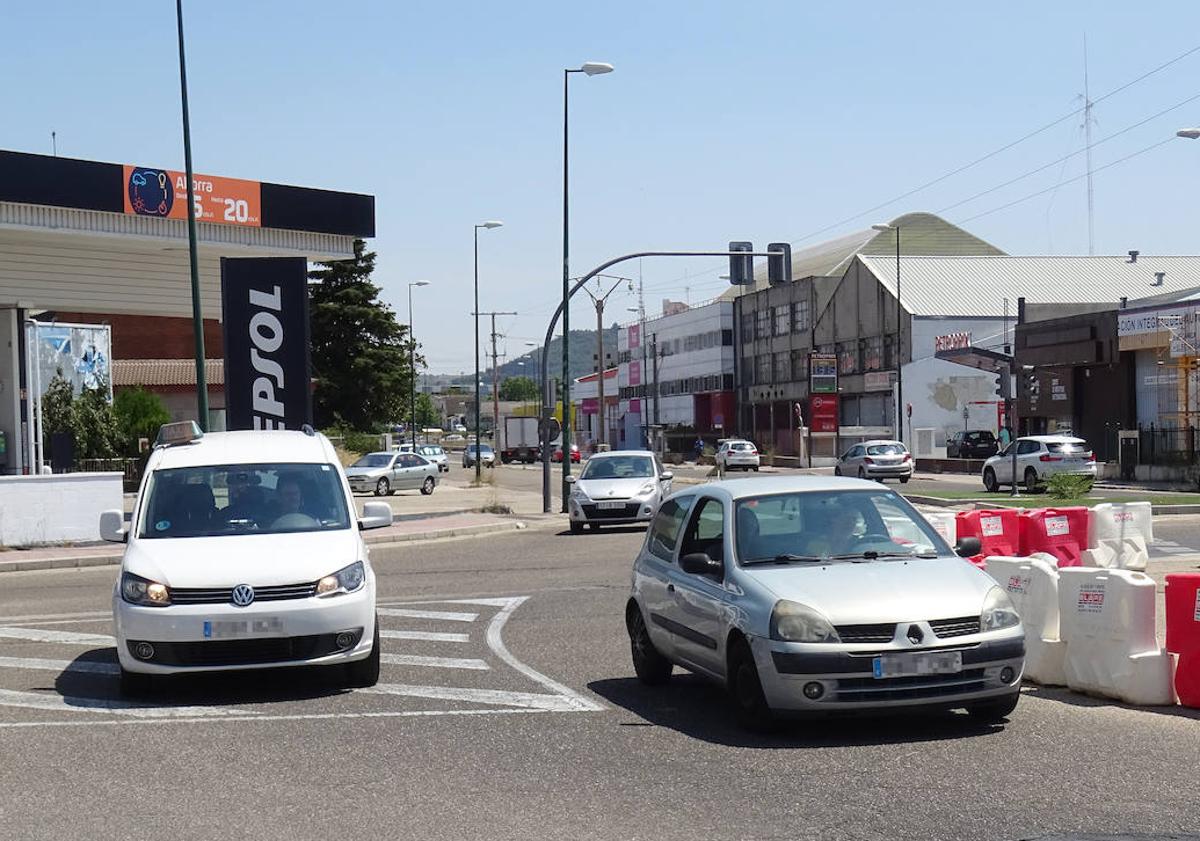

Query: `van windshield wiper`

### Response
(743, 554, 826, 566)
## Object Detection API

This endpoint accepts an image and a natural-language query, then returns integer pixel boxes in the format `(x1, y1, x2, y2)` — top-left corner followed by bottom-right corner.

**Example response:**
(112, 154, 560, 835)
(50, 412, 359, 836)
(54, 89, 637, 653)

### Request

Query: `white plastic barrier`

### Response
(1083, 502, 1153, 571)
(985, 555, 1066, 686)
(1057, 568, 1175, 706)
(920, 511, 957, 547)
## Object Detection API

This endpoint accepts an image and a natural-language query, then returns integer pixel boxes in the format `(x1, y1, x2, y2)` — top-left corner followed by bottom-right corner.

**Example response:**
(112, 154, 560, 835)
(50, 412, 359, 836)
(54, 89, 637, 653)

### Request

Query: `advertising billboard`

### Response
(124, 165, 262, 228)
(810, 352, 837, 394)
(26, 321, 113, 401)
(809, 393, 839, 433)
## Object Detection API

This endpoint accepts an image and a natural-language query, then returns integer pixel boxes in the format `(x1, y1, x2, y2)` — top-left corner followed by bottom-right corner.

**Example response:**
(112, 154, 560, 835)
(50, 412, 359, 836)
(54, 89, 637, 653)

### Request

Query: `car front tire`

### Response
(965, 691, 1019, 724)
(569, 521, 584, 535)
(728, 638, 774, 732)
(421, 476, 435, 495)
(983, 468, 998, 493)
(1024, 468, 1040, 494)
(345, 619, 381, 688)
(626, 603, 672, 685)
(119, 666, 154, 698)
(375, 478, 390, 497)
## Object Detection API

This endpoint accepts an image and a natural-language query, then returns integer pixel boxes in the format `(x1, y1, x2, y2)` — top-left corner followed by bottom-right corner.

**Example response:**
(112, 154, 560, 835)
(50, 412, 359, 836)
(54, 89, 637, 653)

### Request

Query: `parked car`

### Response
(982, 435, 1096, 493)
(462, 444, 496, 469)
(624, 475, 1023, 728)
(566, 450, 673, 534)
(345, 451, 439, 496)
(399, 443, 449, 472)
(715, 439, 760, 472)
(834, 440, 913, 483)
(100, 421, 391, 696)
(552, 443, 581, 464)
(947, 430, 999, 459)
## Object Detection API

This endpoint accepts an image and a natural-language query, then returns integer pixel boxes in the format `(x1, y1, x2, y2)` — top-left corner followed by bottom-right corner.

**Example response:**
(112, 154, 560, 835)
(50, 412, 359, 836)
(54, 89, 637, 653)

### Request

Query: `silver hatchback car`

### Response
(626, 476, 1024, 728)
(835, 440, 913, 483)
(566, 450, 673, 534)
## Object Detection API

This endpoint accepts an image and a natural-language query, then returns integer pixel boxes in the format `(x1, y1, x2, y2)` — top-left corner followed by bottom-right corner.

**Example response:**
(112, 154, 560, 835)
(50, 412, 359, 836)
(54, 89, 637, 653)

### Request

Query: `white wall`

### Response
(0, 473, 123, 547)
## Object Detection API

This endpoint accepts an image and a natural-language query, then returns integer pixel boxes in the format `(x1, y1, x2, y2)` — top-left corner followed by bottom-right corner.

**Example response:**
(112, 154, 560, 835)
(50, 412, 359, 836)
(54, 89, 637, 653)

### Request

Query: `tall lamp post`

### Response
(474, 221, 504, 481)
(561, 60, 614, 511)
(407, 280, 430, 447)
(872, 223, 903, 443)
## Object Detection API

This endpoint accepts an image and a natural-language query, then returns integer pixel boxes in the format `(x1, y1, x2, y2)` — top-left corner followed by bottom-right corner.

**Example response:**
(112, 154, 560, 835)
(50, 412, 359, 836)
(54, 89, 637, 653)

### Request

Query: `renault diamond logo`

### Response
(231, 584, 255, 607)
(906, 624, 924, 644)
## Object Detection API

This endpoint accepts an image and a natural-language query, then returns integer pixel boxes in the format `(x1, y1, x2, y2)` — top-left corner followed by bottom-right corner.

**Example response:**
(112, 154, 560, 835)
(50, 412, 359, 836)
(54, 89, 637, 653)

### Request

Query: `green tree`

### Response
(309, 239, 421, 431)
(71, 383, 121, 460)
(413, 392, 441, 428)
(41, 372, 75, 451)
(499, 376, 538, 402)
(113, 387, 171, 455)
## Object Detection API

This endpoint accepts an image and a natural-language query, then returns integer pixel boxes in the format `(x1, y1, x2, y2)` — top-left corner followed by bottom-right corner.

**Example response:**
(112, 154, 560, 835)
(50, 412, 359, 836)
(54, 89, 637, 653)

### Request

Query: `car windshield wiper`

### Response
(828, 550, 937, 561)
(743, 554, 826, 566)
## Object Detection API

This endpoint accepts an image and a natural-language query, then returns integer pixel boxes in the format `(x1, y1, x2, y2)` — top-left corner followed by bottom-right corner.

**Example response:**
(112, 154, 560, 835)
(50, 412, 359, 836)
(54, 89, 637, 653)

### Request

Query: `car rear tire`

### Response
(375, 478, 390, 497)
(569, 521, 584, 534)
(1024, 468, 1040, 494)
(983, 468, 998, 493)
(119, 666, 154, 698)
(752, 466, 759, 472)
(965, 691, 1019, 724)
(833, 466, 842, 476)
(728, 637, 775, 732)
(857, 467, 867, 479)
(899, 476, 910, 484)
(345, 618, 381, 688)
(421, 476, 435, 495)
(626, 604, 672, 685)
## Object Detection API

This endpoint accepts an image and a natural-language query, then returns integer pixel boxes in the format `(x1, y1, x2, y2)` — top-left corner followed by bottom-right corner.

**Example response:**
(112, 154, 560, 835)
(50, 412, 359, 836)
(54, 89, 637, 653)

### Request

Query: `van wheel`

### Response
(983, 468, 998, 493)
(420, 476, 435, 495)
(345, 618, 381, 688)
(1024, 468, 1040, 494)
(728, 638, 775, 732)
(626, 604, 672, 685)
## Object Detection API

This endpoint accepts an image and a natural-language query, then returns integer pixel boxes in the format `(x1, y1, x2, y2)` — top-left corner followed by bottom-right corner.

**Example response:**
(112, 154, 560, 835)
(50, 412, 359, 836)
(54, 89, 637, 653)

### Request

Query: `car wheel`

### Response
(857, 467, 866, 480)
(899, 476, 910, 484)
(587, 522, 600, 531)
(728, 637, 775, 732)
(834, 465, 842, 476)
(1024, 468, 1040, 494)
(752, 466, 759, 472)
(626, 603, 672, 685)
(569, 521, 584, 535)
(983, 468, 998, 493)
(420, 476, 435, 495)
(965, 691, 1019, 724)
(374, 478, 390, 497)
(345, 618, 381, 689)
(119, 666, 154, 698)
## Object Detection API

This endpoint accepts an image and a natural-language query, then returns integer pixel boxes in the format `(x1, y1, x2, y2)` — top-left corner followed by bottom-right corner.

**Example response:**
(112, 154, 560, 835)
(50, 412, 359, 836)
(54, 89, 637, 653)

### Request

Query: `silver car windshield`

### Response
(581, 455, 655, 480)
(352, 454, 392, 468)
(138, 463, 352, 539)
(735, 490, 949, 564)
(865, 444, 906, 456)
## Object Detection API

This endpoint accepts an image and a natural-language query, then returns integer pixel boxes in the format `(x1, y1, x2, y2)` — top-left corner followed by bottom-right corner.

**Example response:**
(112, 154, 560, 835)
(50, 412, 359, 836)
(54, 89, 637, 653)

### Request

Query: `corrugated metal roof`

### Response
(113, 358, 224, 387)
(856, 255, 1200, 317)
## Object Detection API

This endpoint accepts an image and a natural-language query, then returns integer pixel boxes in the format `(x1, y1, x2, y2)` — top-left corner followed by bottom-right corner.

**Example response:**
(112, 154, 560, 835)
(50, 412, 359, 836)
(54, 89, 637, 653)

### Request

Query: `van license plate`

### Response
(872, 651, 962, 679)
(203, 617, 284, 639)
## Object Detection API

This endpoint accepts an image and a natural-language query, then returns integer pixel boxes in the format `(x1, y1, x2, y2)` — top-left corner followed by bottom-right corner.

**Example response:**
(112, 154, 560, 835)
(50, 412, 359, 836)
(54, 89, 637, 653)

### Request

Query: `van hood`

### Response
(124, 529, 362, 588)
(744, 556, 994, 625)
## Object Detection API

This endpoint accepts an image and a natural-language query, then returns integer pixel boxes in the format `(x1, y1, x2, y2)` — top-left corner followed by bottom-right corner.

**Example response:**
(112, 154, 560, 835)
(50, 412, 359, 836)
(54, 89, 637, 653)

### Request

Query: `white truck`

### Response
(500, 416, 540, 464)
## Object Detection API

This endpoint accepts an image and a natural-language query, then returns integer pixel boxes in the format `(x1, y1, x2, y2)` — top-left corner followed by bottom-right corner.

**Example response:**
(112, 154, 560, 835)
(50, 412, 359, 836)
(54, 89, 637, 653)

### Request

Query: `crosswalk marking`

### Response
(380, 630, 468, 643)
(0, 627, 114, 646)
(0, 656, 118, 675)
(0, 688, 251, 718)
(377, 608, 479, 623)
(380, 654, 489, 670)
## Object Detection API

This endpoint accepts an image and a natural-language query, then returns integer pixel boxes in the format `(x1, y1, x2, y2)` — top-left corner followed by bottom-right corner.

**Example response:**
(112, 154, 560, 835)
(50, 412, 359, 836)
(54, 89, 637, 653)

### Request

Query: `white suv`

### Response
(101, 422, 394, 696)
(982, 435, 1097, 493)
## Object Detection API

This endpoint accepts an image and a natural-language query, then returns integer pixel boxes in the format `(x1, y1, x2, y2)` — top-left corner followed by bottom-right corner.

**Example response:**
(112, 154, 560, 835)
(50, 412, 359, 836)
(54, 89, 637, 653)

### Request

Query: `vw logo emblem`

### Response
(231, 584, 255, 607)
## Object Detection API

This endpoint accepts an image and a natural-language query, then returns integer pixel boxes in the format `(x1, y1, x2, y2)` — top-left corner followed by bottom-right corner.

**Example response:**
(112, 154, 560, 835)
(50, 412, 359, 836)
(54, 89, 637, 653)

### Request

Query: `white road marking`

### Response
(0, 707, 545, 730)
(0, 656, 118, 675)
(380, 630, 468, 643)
(381, 654, 490, 671)
(0, 627, 114, 646)
(377, 608, 478, 623)
(3, 617, 112, 627)
(0, 688, 251, 718)
(0, 610, 110, 625)
(360, 683, 587, 711)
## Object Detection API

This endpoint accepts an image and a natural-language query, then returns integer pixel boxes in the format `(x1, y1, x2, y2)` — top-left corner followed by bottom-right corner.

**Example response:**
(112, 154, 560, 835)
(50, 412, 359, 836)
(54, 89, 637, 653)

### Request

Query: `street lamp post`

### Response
(474, 221, 504, 482)
(562, 60, 614, 511)
(873, 223, 903, 443)
(408, 280, 430, 447)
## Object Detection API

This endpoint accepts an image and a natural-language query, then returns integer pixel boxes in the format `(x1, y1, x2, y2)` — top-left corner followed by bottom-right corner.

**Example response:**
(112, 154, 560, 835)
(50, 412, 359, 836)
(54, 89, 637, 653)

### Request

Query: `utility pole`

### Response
(473, 310, 517, 449)
(581, 274, 629, 449)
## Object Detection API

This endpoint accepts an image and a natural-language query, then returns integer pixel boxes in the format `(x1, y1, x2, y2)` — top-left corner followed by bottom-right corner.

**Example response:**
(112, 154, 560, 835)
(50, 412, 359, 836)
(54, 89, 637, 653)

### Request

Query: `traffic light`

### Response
(1024, 367, 1039, 398)
(728, 241, 753, 285)
(767, 242, 792, 286)
(994, 371, 1011, 400)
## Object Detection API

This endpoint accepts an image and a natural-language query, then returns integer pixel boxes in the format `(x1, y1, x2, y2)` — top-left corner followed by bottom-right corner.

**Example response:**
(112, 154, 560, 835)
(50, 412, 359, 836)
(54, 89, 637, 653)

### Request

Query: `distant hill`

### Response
(447, 327, 619, 386)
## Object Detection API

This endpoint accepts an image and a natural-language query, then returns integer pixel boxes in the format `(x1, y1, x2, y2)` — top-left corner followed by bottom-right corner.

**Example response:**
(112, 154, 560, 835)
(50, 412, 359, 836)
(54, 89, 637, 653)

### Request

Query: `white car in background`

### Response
(982, 435, 1097, 493)
(716, 440, 760, 472)
(399, 443, 449, 473)
(101, 422, 392, 697)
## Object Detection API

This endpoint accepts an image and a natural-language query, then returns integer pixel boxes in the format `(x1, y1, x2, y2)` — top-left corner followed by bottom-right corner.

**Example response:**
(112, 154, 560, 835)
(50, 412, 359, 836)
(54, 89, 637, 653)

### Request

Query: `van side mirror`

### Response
(359, 501, 394, 531)
(955, 537, 982, 558)
(99, 510, 127, 543)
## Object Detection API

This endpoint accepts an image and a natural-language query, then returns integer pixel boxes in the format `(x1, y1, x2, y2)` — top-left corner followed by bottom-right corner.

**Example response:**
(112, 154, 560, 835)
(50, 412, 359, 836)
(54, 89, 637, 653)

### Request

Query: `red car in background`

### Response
(552, 443, 581, 463)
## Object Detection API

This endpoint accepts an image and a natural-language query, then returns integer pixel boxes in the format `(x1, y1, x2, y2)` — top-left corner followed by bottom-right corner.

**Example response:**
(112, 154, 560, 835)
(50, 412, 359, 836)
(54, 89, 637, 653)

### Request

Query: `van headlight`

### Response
(981, 586, 1021, 632)
(769, 600, 841, 643)
(316, 561, 366, 597)
(121, 572, 171, 607)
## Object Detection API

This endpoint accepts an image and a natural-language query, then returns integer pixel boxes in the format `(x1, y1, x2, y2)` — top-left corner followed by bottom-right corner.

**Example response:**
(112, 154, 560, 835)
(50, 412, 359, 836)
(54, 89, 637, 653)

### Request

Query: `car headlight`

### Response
(981, 586, 1021, 632)
(636, 481, 657, 497)
(121, 572, 171, 607)
(769, 600, 840, 643)
(316, 561, 366, 597)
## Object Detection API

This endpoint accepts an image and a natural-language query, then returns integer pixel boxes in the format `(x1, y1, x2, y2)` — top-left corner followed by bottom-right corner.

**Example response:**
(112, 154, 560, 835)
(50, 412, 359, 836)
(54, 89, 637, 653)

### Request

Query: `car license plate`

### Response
(203, 617, 284, 639)
(597, 501, 625, 510)
(872, 650, 962, 679)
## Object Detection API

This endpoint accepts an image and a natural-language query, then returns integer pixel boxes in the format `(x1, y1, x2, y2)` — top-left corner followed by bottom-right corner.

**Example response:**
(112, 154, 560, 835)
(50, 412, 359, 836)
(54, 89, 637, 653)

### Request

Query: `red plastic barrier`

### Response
(1018, 507, 1089, 568)
(955, 509, 1021, 568)
(1165, 573, 1200, 708)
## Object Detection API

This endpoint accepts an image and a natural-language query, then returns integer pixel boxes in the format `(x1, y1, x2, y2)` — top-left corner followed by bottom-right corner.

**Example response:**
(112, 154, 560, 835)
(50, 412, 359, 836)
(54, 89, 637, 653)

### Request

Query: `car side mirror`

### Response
(565, 475, 577, 484)
(359, 501, 394, 531)
(955, 536, 982, 558)
(660, 471, 673, 481)
(680, 552, 722, 577)
(99, 509, 127, 543)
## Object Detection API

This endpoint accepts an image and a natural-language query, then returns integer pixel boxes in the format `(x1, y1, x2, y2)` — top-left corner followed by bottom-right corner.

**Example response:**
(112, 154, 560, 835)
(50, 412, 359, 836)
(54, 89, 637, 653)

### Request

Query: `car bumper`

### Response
(864, 464, 913, 478)
(568, 498, 656, 525)
(723, 457, 760, 468)
(114, 582, 376, 675)
(751, 631, 1025, 714)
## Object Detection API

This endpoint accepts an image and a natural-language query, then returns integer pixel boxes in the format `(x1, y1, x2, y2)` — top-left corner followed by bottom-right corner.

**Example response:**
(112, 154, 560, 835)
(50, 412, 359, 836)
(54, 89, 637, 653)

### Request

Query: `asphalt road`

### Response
(1, 525, 1198, 841)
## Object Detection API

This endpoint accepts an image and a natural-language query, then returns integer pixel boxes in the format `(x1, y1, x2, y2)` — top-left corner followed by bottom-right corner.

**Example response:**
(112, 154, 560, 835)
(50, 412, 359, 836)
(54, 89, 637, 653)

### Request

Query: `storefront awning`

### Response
(935, 346, 1011, 374)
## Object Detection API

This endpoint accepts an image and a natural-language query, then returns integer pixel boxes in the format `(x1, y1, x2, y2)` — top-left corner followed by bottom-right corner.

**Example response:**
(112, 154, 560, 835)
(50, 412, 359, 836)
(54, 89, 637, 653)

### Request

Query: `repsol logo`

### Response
(247, 285, 287, 430)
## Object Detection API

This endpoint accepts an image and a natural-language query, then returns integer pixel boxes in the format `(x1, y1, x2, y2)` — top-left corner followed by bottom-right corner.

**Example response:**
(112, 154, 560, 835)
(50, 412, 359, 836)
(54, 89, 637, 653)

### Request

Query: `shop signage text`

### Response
(125, 164, 262, 228)
(934, 332, 972, 352)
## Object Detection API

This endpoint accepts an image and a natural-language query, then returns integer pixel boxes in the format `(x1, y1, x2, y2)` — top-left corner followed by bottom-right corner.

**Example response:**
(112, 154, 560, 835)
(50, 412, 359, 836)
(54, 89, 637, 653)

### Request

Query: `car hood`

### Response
(345, 466, 386, 478)
(576, 477, 654, 499)
(124, 530, 362, 588)
(743, 556, 993, 625)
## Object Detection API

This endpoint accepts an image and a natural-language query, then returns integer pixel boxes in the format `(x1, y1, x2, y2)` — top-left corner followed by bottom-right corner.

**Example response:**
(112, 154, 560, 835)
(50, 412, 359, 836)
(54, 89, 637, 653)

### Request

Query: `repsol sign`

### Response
(221, 257, 312, 430)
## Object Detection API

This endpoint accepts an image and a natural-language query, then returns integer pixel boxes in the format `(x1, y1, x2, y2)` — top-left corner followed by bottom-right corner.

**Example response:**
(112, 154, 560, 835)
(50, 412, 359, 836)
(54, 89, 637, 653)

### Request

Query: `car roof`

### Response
(1020, 435, 1085, 443)
(673, 474, 893, 502)
(150, 430, 337, 470)
(861, 439, 905, 446)
(589, 449, 655, 459)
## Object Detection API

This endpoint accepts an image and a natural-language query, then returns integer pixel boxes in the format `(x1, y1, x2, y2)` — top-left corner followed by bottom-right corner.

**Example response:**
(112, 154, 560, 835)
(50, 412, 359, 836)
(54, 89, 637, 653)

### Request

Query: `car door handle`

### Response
(667, 584, 675, 593)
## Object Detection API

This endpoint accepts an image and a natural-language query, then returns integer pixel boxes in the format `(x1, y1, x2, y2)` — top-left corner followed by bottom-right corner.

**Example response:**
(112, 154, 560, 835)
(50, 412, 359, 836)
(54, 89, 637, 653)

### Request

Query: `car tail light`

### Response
(1039, 454, 1062, 462)
(1087, 453, 1096, 463)
(902, 453, 912, 462)
(863, 457, 875, 465)
(750, 450, 758, 455)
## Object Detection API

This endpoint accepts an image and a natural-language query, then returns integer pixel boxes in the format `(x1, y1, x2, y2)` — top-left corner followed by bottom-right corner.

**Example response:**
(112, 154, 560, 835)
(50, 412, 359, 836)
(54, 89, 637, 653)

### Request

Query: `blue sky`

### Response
(4, 1, 1200, 372)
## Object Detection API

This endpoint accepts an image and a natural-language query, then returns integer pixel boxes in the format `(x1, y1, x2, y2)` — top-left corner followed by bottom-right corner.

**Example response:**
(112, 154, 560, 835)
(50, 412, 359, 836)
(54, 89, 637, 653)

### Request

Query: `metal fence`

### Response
(75, 458, 144, 491)
(1137, 426, 1200, 466)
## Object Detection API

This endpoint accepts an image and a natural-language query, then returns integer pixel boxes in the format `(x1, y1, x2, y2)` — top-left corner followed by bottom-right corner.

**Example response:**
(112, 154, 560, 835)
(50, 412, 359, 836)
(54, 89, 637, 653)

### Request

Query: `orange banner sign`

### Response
(123, 165, 261, 227)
